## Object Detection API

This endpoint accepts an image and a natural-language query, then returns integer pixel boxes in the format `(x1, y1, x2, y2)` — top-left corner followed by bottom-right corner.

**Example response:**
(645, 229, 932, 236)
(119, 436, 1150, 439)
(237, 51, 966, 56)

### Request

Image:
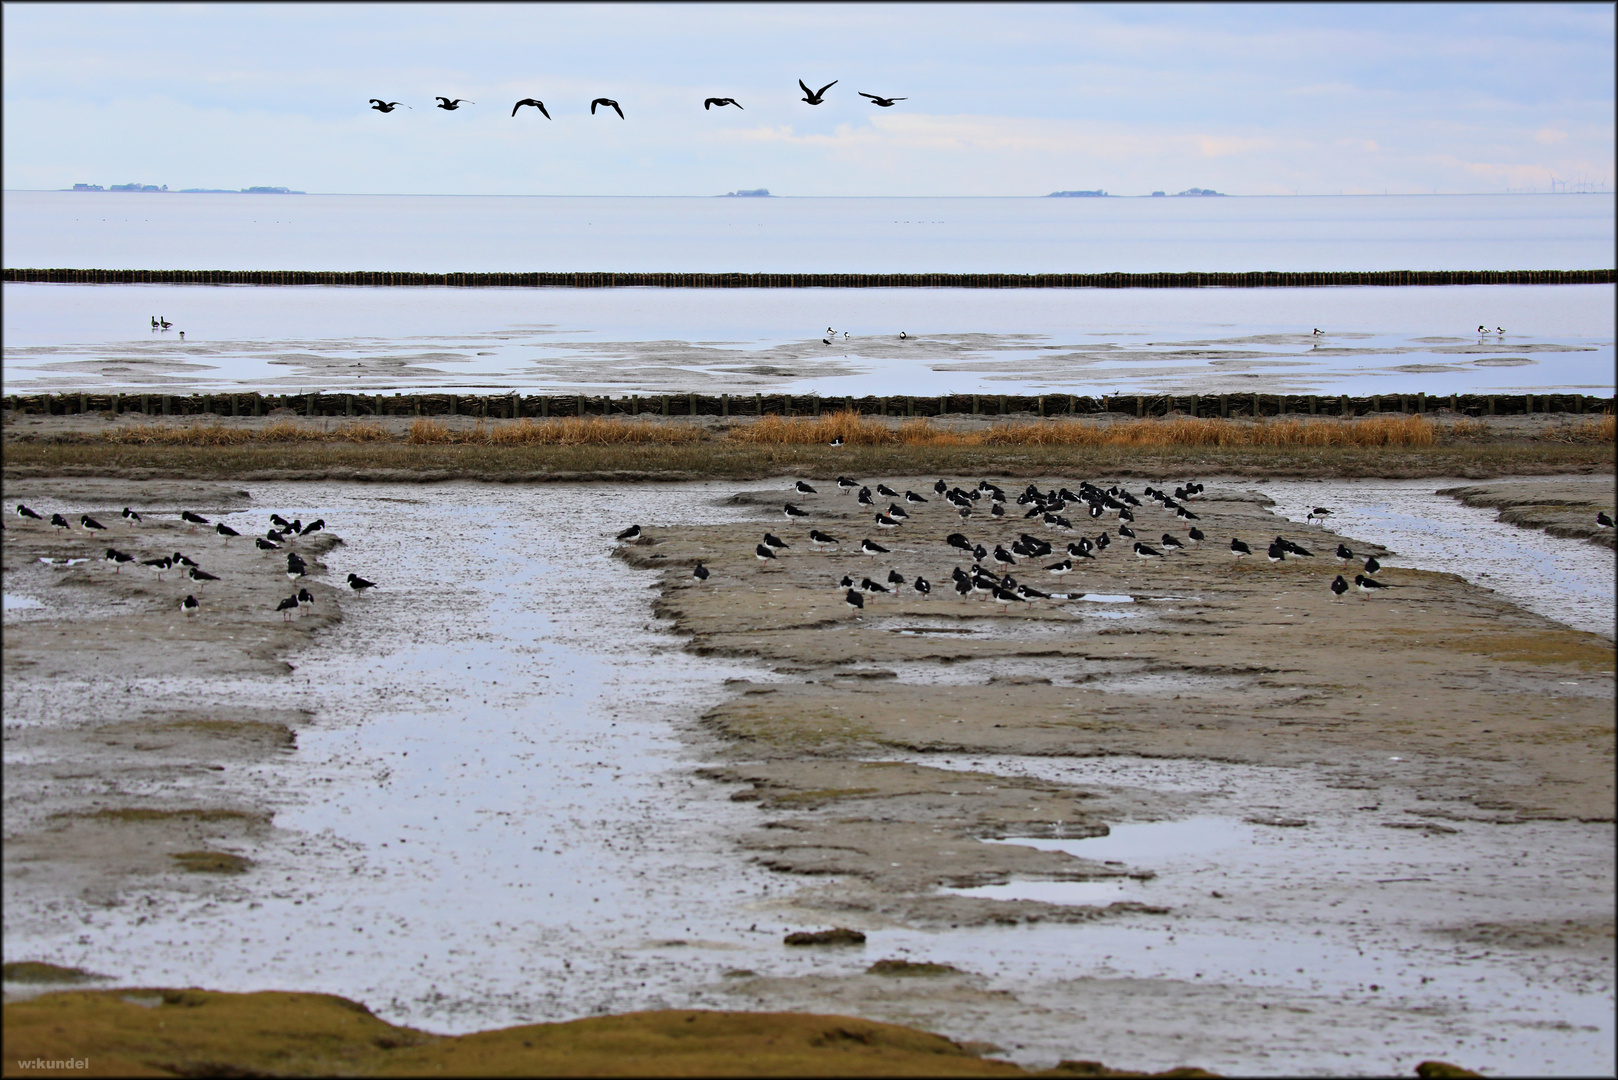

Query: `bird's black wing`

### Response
(858, 92, 878, 100)
(799, 79, 813, 96)
(512, 101, 524, 116)
(816, 80, 837, 97)
(370, 99, 385, 106)
(705, 98, 715, 110)
(537, 101, 550, 119)
(436, 97, 451, 106)
(610, 100, 623, 119)
(591, 99, 600, 114)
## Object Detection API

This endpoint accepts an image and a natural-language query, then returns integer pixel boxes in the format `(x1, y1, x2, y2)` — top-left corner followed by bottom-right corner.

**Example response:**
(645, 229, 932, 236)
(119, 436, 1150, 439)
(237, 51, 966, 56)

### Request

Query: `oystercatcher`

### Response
(755, 543, 778, 563)
(885, 502, 909, 520)
(346, 572, 376, 592)
(1266, 542, 1286, 563)
(51, 513, 70, 532)
(1306, 507, 1334, 523)
(953, 576, 972, 599)
(992, 545, 1017, 571)
(80, 515, 107, 535)
(860, 538, 888, 557)
(1598, 511, 1614, 529)
(1045, 558, 1073, 577)
(1160, 533, 1185, 553)
(934, 479, 948, 496)
(692, 561, 710, 582)
(1336, 544, 1355, 564)
(1175, 506, 1200, 521)
(187, 566, 219, 589)
(829, 435, 845, 448)
(16, 504, 42, 520)
(913, 576, 931, 598)
(300, 519, 325, 536)
(809, 529, 840, 548)
(837, 477, 859, 495)
(271, 514, 291, 530)
(876, 484, 900, 498)
(990, 504, 1005, 519)
(992, 586, 1026, 605)
(844, 589, 864, 615)
(121, 507, 142, 524)
(180, 510, 209, 530)
(217, 522, 240, 540)
(1354, 574, 1391, 598)
(255, 537, 281, 551)
(1186, 526, 1204, 547)
(886, 569, 906, 586)
(1277, 537, 1314, 557)
(141, 555, 172, 580)
(946, 532, 973, 553)
(276, 594, 299, 622)
(1095, 532, 1111, 551)
(1231, 538, 1252, 559)
(104, 547, 135, 573)
(1133, 542, 1164, 561)
(180, 594, 199, 616)
(874, 513, 901, 529)
(1330, 575, 1349, 602)
(172, 552, 198, 569)
(794, 480, 818, 495)
(904, 490, 928, 503)
(783, 503, 809, 519)
(1118, 524, 1136, 539)
(286, 552, 307, 579)
(298, 586, 315, 608)
(1363, 555, 1381, 575)
(763, 532, 789, 550)
(861, 577, 890, 596)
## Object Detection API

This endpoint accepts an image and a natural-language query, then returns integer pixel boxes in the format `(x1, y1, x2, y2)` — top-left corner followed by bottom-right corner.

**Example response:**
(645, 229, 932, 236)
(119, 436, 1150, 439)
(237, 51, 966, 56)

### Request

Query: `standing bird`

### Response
(1266, 542, 1287, 564)
(1597, 511, 1614, 529)
(1330, 575, 1349, 602)
(122, 507, 143, 524)
(794, 480, 818, 495)
(844, 588, 865, 616)
(435, 97, 474, 110)
(286, 552, 307, 580)
(369, 100, 407, 113)
(180, 510, 209, 530)
(755, 543, 778, 564)
(300, 519, 325, 536)
(347, 572, 376, 592)
(783, 503, 809, 519)
(187, 566, 219, 589)
(104, 548, 135, 573)
(616, 524, 642, 541)
(16, 504, 43, 520)
(837, 476, 860, 495)
(763, 532, 789, 551)
(591, 98, 624, 118)
(858, 92, 907, 107)
(50, 513, 71, 532)
(692, 561, 710, 583)
(1354, 574, 1392, 598)
(1363, 555, 1382, 576)
(913, 576, 931, 599)
(799, 79, 837, 104)
(1186, 526, 1205, 547)
(1336, 544, 1355, 565)
(1306, 507, 1334, 523)
(1231, 538, 1252, 559)
(512, 98, 551, 118)
(298, 587, 315, 610)
(860, 538, 888, 558)
(703, 97, 743, 110)
(255, 536, 281, 551)
(276, 594, 299, 622)
(80, 514, 107, 535)
(809, 529, 840, 549)
(180, 594, 199, 616)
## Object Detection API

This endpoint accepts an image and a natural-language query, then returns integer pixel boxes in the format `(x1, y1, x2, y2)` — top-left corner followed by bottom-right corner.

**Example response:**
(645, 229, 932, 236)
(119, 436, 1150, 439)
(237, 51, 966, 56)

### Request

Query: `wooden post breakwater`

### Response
(4, 268, 1614, 288)
(7, 390, 1613, 420)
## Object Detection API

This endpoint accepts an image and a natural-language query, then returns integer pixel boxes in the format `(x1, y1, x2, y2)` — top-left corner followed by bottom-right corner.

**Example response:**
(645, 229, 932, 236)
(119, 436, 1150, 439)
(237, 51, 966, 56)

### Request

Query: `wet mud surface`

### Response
(3, 474, 1612, 1075)
(1437, 476, 1616, 550)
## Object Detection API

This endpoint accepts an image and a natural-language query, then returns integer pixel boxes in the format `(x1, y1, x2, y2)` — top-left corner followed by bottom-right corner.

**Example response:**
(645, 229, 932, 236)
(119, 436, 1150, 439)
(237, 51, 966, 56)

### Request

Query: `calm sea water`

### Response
(3, 192, 1612, 396)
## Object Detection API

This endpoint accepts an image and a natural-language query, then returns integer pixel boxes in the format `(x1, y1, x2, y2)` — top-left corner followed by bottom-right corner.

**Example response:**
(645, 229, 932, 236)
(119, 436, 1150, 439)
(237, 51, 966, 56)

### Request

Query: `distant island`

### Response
(1047, 189, 1109, 197)
(719, 188, 772, 197)
(68, 184, 303, 194)
(1172, 187, 1225, 196)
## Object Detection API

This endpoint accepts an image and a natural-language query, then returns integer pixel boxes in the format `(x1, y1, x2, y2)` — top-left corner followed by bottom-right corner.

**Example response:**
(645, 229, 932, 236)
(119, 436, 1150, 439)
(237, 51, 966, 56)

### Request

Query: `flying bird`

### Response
(512, 98, 552, 118)
(799, 79, 837, 105)
(858, 92, 907, 107)
(591, 98, 624, 119)
(704, 97, 743, 110)
(435, 97, 474, 110)
(369, 100, 407, 113)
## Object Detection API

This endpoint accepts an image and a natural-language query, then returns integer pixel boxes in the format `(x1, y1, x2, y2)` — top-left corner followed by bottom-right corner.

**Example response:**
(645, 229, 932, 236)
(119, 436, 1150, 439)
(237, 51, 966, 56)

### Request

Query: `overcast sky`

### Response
(3, 2, 1612, 196)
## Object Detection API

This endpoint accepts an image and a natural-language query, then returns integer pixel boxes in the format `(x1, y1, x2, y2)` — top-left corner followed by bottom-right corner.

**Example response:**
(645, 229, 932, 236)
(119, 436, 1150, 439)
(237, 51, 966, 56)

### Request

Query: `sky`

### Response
(2, 2, 1613, 197)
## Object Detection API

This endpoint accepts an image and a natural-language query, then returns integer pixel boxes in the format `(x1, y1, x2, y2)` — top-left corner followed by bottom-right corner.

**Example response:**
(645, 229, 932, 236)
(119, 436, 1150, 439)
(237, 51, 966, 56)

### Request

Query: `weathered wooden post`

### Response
(721, 394, 729, 416)
(756, 393, 763, 415)
(1220, 394, 1229, 418)
(1487, 395, 1496, 415)
(999, 394, 1008, 416)
(162, 395, 172, 416)
(688, 392, 697, 416)
(939, 396, 947, 416)
(1251, 393, 1260, 417)
(1398, 395, 1407, 414)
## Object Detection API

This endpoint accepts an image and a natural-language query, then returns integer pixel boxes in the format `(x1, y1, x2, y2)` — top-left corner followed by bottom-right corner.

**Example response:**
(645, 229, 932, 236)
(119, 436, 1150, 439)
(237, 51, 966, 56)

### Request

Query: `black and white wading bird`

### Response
(763, 532, 789, 551)
(799, 79, 837, 105)
(1160, 533, 1185, 553)
(435, 97, 474, 110)
(51, 513, 70, 532)
(298, 587, 315, 609)
(616, 524, 642, 541)
(172, 552, 199, 570)
(692, 561, 710, 582)
(141, 555, 172, 580)
(1363, 555, 1381, 575)
(876, 483, 899, 498)
(276, 594, 299, 622)
(703, 97, 742, 110)
(829, 435, 846, 448)
(271, 514, 292, 530)
(794, 480, 817, 495)
(1266, 542, 1286, 564)
(1355, 574, 1392, 598)
(512, 98, 551, 118)
(913, 576, 931, 598)
(1336, 544, 1355, 564)
(1306, 507, 1334, 523)
(347, 572, 376, 592)
(844, 589, 865, 616)
(904, 490, 927, 503)
(860, 538, 888, 558)
(783, 503, 809, 519)
(187, 566, 219, 589)
(809, 530, 840, 549)
(370, 100, 406, 112)
(875, 512, 901, 529)
(180, 510, 209, 530)
(591, 98, 624, 118)
(1186, 526, 1204, 547)
(104, 548, 134, 573)
(755, 543, 778, 564)
(180, 594, 199, 616)
(858, 92, 906, 107)
(300, 519, 325, 536)
(255, 537, 281, 551)
(1330, 575, 1349, 602)
(1134, 541, 1164, 561)
(216, 522, 239, 540)
(122, 507, 142, 524)
(1598, 511, 1614, 529)
(16, 504, 42, 520)
(837, 476, 859, 495)
(286, 552, 307, 580)
(1231, 538, 1252, 559)
(80, 515, 107, 535)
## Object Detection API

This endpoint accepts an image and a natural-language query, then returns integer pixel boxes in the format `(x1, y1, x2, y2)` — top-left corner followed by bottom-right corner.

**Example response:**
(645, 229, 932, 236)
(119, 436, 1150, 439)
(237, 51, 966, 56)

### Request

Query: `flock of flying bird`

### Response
(369, 80, 903, 119)
(613, 461, 1514, 616)
(13, 503, 375, 620)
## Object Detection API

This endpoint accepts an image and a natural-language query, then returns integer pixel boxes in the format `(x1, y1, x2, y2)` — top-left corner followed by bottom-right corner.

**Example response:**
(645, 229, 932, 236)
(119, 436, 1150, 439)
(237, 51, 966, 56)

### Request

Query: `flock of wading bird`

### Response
(11, 503, 376, 621)
(368, 80, 904, 119)
(612, 464, 1510, 615)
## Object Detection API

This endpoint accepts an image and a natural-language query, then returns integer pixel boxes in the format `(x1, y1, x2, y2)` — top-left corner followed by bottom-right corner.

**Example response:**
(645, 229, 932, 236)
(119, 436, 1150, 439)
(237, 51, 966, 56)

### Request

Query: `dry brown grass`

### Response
(405, 417, 703, 445)
(1536, 413, 1617, 443)
(728, 411, 1438, 448)
(100, 422, 252, 446)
